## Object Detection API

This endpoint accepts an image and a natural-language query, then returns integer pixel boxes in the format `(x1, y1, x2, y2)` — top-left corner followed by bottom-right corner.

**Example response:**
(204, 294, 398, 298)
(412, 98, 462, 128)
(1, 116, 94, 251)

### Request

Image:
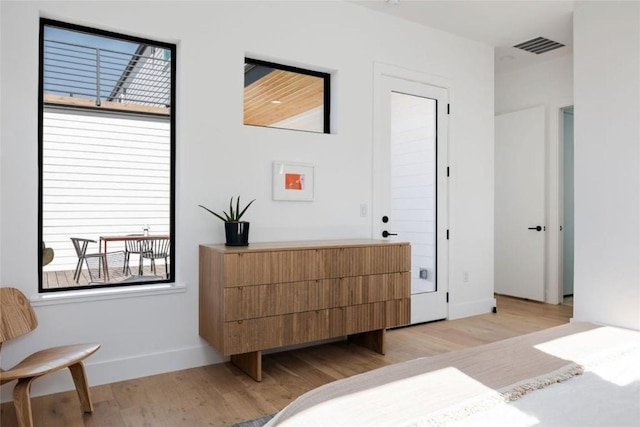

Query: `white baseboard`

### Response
(448, 297, 497, 320)
(1, 343, 224, 403)
(0, 337, 348, 403)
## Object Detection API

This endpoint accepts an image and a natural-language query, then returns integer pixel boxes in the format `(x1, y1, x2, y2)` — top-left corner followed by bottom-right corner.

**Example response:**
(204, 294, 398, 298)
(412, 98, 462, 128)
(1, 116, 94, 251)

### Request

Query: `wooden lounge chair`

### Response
(0, 287, 100, 427)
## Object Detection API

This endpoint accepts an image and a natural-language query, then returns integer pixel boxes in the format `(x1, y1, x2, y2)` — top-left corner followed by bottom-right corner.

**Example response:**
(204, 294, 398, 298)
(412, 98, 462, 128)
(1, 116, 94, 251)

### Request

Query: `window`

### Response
(243, 58, 330, 133)
(38, 19, 176, 292)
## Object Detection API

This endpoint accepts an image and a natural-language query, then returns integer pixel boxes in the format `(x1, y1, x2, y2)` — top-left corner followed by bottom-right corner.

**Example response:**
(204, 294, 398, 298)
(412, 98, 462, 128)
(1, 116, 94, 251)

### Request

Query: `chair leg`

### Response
(68, 362, 93, 413)
(101, 254, 109, 282)
(74, 258, 83, 283)
(13, 377, 35, 427)
(123, 252, 129, 274)
(84, 259, 94, 283)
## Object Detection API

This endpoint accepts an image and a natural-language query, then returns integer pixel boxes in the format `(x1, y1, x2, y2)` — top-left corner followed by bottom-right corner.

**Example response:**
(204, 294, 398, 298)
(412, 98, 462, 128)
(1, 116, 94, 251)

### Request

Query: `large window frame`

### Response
(38, 18, 176, 293)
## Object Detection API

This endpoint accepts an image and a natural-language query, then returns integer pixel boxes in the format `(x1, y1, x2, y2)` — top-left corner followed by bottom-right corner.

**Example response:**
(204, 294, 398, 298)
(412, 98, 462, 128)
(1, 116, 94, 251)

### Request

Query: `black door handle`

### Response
(382, 230, 397, 238)
(528, 226, 542, 231)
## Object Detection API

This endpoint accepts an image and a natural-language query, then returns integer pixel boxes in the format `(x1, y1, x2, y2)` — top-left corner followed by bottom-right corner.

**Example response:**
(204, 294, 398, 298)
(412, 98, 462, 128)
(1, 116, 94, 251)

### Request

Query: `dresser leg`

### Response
(230, 351, 262, 381)
(348, 329, 386, 355)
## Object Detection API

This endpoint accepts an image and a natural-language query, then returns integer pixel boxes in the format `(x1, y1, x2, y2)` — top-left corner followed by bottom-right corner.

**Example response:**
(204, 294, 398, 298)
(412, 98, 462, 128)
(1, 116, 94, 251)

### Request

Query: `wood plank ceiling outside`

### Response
(244, 69, 324, 127)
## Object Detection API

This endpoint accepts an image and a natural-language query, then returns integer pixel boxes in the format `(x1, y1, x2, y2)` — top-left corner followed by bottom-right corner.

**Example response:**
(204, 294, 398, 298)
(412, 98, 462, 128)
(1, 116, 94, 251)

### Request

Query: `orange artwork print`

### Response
(285, 173, 304, 190)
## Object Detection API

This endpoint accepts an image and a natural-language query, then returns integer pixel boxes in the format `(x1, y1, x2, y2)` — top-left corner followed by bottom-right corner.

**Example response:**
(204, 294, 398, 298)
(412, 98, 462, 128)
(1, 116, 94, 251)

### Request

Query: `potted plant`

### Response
(199, 196, 256, 246)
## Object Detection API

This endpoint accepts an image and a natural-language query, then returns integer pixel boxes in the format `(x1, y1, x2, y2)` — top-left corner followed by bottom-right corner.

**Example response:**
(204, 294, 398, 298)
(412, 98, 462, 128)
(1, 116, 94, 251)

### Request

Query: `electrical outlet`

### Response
(360, 204, 368, 217)
(463, 271, 469, 283)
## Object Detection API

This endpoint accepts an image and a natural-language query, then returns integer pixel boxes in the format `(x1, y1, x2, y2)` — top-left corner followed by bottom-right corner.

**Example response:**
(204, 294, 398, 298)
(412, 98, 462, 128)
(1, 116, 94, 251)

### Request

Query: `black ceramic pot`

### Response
(225, 221, 250, 246)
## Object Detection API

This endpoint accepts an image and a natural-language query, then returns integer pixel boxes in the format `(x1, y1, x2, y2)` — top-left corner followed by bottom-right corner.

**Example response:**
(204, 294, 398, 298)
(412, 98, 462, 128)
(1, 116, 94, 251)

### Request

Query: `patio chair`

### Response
(70, 238, 107, 283)
(142, 237, 171, 278)
(123, 236, 150, 276)
(0, 287, 100, 427)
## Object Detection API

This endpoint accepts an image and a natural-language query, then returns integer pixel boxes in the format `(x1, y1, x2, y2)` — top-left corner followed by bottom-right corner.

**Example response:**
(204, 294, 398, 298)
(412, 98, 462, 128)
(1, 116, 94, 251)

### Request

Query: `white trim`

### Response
(30, 282, 186, 307)
(448, 297, 497, 320)
(4, 343, 221, 402)
(10, 336, 347, 403)
(556, 104, 575, 305)
(374, 62, 453, 90)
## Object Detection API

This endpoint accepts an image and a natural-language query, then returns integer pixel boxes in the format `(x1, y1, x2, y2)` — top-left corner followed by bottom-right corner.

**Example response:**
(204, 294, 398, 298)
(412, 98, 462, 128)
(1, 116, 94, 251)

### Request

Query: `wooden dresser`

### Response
(199, 239, 410, 380)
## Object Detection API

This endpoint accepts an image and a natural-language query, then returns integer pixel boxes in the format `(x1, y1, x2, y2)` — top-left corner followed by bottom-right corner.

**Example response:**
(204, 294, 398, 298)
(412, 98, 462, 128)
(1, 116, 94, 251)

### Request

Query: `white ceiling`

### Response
(352, 0, 575, 73)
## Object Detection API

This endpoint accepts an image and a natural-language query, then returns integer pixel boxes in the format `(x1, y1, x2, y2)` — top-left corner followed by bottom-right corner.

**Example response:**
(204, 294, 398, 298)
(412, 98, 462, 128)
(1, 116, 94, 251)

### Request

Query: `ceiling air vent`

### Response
(513, 37, 565, 54)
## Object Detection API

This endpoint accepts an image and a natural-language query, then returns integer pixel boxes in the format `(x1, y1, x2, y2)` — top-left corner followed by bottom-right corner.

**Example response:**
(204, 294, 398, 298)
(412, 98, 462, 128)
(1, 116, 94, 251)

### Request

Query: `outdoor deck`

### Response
(43, 264, 168, 289)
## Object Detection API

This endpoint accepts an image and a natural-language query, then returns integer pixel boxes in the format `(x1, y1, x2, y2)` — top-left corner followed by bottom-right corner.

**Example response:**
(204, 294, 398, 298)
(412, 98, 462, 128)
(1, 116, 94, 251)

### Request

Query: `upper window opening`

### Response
(39, 19, 176, 293)
(243, 58, 330, 134)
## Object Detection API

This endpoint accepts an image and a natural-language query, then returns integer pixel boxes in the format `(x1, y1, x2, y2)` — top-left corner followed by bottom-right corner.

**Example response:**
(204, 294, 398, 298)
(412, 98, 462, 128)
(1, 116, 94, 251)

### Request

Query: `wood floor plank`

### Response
(0, 295, 572, 427)
(82, 399, 126, 427)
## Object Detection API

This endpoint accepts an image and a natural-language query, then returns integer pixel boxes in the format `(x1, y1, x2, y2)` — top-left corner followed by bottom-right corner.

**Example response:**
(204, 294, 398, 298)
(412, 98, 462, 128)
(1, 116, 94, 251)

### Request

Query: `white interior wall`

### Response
(572, 1, 640, 330)
(0, 0, 494, 400)
(495, 54, 573, 304)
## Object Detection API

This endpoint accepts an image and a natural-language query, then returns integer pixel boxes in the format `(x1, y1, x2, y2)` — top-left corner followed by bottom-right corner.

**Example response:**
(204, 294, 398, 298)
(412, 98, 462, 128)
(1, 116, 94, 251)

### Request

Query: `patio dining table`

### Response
(99, 234, 170, 254)
(99, 235, 170, 278)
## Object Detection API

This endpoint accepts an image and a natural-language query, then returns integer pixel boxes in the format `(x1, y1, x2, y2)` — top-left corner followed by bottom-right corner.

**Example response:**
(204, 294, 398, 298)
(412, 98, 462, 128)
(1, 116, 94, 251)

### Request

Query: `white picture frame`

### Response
(272, 161, 314, 201)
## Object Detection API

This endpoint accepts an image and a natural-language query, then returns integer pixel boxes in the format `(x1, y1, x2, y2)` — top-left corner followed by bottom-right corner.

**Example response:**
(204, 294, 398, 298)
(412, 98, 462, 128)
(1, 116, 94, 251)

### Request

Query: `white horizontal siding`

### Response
(390, 92, 436, 294)
(42, 107, 170, 272)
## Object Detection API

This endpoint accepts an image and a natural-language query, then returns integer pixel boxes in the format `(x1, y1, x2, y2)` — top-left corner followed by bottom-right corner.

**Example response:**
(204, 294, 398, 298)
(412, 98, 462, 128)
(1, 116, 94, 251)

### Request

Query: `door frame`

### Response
(557, 105, 575, 304)
(372, 62, 452, 321)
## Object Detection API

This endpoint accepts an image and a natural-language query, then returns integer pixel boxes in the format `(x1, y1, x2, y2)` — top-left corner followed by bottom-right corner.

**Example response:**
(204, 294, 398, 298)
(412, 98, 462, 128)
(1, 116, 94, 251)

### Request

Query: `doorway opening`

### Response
(560, 106, 574, 306)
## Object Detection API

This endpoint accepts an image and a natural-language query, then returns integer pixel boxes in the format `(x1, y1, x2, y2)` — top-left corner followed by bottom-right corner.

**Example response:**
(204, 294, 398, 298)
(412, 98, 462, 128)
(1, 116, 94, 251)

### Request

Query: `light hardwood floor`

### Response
(0, 295, 572, 427)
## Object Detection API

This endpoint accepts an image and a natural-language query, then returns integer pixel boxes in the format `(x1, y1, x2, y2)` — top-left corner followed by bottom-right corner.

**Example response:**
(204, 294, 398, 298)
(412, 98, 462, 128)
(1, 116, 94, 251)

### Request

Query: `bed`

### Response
(265, 322, 640, 426)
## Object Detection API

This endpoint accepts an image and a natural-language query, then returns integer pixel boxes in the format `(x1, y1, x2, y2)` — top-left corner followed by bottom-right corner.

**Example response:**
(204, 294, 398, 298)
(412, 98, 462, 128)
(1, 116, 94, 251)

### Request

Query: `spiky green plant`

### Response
(199, 196, 255, 222)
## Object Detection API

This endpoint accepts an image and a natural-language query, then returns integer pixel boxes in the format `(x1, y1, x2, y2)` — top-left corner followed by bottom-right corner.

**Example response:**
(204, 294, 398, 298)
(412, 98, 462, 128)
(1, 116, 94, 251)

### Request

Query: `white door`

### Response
(373, 73, 449, 324)
(495, 106, 546, 301)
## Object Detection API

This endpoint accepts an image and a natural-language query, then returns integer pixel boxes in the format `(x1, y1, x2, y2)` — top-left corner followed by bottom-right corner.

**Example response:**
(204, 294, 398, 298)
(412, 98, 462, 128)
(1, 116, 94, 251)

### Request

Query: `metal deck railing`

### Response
(43, 39, 171, 109)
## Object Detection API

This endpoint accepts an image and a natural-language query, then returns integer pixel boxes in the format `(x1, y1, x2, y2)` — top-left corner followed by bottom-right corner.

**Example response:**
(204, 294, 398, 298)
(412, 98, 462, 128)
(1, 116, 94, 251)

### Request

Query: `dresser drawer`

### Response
(224, 279, 336, 321)
(224, 250, 319, 286)
(224, 272, 409, 321)
(223, 244, 410, 287)
(224, 308, 345, 355)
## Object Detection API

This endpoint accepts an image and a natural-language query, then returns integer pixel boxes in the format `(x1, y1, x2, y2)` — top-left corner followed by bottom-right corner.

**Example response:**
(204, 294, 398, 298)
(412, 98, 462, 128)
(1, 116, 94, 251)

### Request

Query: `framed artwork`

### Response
(272, 161, 314, 201)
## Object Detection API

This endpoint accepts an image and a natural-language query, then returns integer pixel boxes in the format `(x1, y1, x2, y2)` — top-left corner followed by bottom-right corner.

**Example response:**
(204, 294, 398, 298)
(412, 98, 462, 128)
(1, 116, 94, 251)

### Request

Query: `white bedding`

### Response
(427, 342, 640, 427)
(265, 323, 640, 427)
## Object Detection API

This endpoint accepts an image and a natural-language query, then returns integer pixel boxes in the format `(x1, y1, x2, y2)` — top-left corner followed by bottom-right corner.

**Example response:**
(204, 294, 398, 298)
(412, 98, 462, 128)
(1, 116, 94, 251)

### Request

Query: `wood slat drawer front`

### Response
(318, 246, 410, 278)
(224, 273, 408, 321)
(386, 298, 411, 328)
(224, 250, 320, 287)
(223, 245, 410, 288)
(224, 279, 337, 321)
(344, 302, 387, 335)
(224, 308, 344, 355)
